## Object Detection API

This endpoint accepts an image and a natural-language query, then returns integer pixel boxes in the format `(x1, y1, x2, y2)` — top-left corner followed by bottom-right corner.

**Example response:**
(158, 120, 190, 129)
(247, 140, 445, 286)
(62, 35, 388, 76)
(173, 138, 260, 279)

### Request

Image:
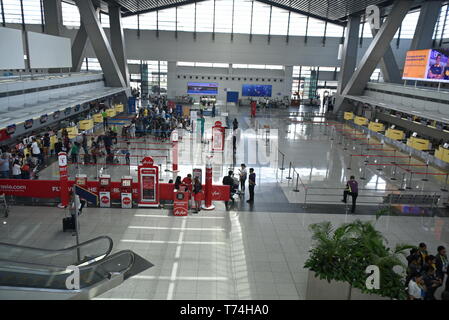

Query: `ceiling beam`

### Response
(121, 0, 209, 17)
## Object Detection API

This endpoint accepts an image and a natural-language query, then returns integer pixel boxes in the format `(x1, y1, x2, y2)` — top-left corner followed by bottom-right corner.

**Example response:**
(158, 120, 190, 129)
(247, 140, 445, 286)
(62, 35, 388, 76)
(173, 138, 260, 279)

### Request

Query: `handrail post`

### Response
(286, 162, 292, 180)
(279, 151, 285, 170)
(293, 173, 300, 192)
(302, 187, 308, 208)
(441, 173, 449, 192)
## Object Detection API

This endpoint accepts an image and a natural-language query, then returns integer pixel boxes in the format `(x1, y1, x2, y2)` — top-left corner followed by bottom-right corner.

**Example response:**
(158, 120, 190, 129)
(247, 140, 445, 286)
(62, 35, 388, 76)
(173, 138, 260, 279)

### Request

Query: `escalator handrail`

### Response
(0, 236, 114, 264)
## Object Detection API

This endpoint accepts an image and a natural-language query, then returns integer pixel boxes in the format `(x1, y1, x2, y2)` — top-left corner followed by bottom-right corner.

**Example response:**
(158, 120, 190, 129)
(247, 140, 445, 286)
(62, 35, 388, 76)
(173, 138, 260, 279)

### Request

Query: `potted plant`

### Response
(304, 218, 413, 300)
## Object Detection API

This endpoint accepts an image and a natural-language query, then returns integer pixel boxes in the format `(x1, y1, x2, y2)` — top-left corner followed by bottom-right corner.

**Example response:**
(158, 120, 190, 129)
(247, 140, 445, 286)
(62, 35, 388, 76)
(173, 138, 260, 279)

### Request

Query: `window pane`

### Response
(196, 1, 213, 32)
(212, 63, 229, 68)
(158, 7, 176, 31)
(3, 0, 23, 23)
(215, 0, 233, 33)
(233, 0, 252, 34)
(23, 0, 42, 24)
(251, 2, 270, 35)
(61, 1, 80, 27)
(139, 11, 156, 30)
(325, 23, 344, 37)
(100, 12, 109, 28)
(399, 10, 420, 39)
(307, 17, 326, 36)
(177, 3, 195, 32)
(177, 61, 195, 66)
(122, 14, 137, 29)
(270, 6, 289, 36)
(289, 12, 307, 36)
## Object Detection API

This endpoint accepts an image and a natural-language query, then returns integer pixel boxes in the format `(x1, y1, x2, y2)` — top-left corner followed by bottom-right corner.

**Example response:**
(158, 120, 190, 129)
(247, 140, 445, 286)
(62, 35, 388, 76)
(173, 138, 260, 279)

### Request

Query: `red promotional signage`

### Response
(138, 156, 159, 207)
(202, 163, 215, 210)
(58, 152, 69, 208)
(212, 121, 225, 151)
(251, 101, 257, 117)
(173, 191, 189, 216)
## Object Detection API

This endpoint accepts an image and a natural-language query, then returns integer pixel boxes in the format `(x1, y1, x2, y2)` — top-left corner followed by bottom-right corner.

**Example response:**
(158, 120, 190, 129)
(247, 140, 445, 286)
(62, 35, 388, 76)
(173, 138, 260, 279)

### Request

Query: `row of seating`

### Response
(382, 193, 440, 205)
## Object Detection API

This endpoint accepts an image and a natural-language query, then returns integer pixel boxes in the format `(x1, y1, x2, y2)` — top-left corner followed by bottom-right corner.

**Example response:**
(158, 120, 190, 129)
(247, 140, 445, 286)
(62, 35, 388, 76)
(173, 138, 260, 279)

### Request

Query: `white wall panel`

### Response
(27, 31, 72, 69)
(0, 27, 25, 70)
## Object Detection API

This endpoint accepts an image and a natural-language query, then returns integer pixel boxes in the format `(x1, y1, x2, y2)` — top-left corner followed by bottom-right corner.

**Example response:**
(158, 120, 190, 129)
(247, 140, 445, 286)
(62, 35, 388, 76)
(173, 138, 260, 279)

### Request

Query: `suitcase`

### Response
(62, 216, 76, 232)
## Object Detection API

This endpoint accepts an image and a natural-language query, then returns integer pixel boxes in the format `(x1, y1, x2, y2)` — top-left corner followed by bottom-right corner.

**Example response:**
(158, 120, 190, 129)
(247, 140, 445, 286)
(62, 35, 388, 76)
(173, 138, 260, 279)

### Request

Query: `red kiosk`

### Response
(212, 121, 225, 152)
(250, 101, 257, 117)
(120, 176, 133, 209)
(138, 156, 160, 208)
(99, 174, 111, 208)
(75, 174, 87, 187)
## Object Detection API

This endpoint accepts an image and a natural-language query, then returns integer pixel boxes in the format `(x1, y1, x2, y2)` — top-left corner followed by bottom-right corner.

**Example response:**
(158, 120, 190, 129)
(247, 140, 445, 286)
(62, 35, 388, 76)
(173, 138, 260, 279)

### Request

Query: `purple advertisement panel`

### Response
(426, 49, 449, 81)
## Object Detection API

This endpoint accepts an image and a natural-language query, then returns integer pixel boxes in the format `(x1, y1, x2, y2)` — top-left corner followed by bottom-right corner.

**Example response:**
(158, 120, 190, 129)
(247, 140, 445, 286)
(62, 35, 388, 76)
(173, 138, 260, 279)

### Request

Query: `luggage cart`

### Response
(0, 193, 9, 217)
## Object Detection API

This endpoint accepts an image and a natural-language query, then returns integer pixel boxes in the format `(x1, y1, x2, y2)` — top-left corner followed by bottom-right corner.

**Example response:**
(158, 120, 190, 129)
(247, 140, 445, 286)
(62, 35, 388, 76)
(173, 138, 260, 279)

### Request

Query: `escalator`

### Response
(0, 236, 153, 300)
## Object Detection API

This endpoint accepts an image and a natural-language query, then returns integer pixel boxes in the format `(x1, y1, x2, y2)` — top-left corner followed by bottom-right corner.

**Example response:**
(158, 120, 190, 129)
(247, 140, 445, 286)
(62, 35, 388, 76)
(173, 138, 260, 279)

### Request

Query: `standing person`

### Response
(418, 243, 428, 267)
(182, 174, 193, 193)
(102, 109, 108, 130)
(238, 164, 247, 193)
(42, 133, 50, 159)
(90, 140, 99, 164)
(21, 161, 30, 179)
(247, 168, 256, 203)
(174, 176, 183, 191)
(212, 103, 216, 118)
(125, 142, 131, 165)
(222, 171, 236, 210)
(54, 138, 63, 155)
(70, 142, 79, 164)
(435, 246, 448, 285)
(11, 160, 21, 179)
(81, 133, 88, 155)
(0, 153, 9, 179)
(423, 266, 442, 300)
(341, 175, 358, 213)
(232, 118, 239, 131)
(193, 177, 203, 213)
(408, 274, 426, 300)
(199, 114, 205, 143)
(129, 121, 136, 139)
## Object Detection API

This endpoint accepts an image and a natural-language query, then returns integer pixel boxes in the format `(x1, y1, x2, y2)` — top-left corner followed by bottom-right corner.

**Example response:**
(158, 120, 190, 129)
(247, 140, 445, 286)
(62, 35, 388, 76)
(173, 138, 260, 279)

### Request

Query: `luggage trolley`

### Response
(0, 193, 9, 217)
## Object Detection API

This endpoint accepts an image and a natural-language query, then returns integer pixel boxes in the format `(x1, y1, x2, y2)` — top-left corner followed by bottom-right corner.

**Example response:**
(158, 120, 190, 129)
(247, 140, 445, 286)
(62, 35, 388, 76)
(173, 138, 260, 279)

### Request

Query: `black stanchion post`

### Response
(360, 162, 367, 180)
(406, 171, 413, 190)
(399, 172, 406, 191)
(441, 173, 449, 192)
(347, 154, 352, 170)
(280, 152, 285, 170)
(391, 162, 397, 180)
(421, 162, 429, 182)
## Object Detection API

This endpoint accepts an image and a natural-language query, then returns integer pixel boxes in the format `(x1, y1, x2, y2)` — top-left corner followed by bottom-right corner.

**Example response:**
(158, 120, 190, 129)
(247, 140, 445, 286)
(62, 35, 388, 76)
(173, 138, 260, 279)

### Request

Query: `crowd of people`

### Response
(406, 242, 449, 300)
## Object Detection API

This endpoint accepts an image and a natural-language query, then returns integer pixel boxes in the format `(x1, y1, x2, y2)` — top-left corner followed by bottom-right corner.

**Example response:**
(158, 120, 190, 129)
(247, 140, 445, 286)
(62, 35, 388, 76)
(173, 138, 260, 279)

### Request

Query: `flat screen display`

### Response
(187, 82, 218, 94)
(242, 84, 272, 97)
(402, 49, 449, 82)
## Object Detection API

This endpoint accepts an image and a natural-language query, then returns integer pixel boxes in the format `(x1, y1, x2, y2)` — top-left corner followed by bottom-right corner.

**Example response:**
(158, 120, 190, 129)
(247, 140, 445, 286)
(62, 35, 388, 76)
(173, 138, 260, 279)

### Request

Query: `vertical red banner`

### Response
(202, 162, 215, 210)
(251, 101, 257, 117)
(58, 152, 69, 208)
(171, 129, 179, 172)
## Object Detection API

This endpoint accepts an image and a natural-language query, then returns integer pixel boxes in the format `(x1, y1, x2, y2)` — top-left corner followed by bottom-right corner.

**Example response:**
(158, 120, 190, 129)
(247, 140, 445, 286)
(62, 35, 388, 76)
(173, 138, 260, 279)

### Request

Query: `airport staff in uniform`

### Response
(342, 175, 358, 213)
(247, 168, 256, 203)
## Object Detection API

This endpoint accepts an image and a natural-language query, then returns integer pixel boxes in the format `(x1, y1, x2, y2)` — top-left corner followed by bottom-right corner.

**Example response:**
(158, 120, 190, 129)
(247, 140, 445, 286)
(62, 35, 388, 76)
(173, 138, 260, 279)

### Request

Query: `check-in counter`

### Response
(344, 112, 354, 120)
(79, 119, 94, 131)
(385, 128, 405, 140)
(66, 126, 78, 139)
(354, 116, 368, 126)
(106, 108, 116, 118)
(406, 136, 431, 151)
(93, 113, 103, 123)
(114, 104, 124, 113)
(435, 146, 449, 163)
(368, 122, 385, 132)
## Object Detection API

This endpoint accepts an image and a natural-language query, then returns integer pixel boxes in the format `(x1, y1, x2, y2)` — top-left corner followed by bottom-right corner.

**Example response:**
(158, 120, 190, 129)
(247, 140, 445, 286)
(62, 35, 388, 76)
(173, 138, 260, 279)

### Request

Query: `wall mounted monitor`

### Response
(402, 49, 449, 83)
(242, 84, 272, 97)
(187, 82, 218, 94)
(24, 119, 33, 129)
(6, 124, 16, 135)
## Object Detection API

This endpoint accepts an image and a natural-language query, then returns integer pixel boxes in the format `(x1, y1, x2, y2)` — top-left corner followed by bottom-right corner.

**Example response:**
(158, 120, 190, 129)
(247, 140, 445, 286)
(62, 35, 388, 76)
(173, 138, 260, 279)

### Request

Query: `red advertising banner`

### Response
(0, 129, 11, 142)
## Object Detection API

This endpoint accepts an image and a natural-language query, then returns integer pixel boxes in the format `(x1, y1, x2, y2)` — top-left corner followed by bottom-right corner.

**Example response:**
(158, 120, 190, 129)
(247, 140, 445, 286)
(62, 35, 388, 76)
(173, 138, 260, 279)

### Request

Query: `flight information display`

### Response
(187, 82, 218, 94)
(242, 84, 272, 97)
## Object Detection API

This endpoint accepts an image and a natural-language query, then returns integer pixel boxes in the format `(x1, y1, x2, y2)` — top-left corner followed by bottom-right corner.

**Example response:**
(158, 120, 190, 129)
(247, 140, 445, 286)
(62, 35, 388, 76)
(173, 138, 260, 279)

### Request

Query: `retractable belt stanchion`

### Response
(293, 172, 300, 192)
(391, 162, 398, 180)
(202, 157, 215, 210)
(407, 171, 413, 190)
(399, 172, 406, 191)
(442, 173, 449, 192)
(421, 162, 429, 182)
(58, 152, 69, 209)
(347, 154, 352, 170)
(286, 162, 293, 180)
(360, 159, 368, 180)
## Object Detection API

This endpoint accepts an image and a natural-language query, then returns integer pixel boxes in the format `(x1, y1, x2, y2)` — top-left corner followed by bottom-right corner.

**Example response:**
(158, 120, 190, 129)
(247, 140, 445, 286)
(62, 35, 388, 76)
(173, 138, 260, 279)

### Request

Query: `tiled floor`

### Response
(3, 103, 449, 299)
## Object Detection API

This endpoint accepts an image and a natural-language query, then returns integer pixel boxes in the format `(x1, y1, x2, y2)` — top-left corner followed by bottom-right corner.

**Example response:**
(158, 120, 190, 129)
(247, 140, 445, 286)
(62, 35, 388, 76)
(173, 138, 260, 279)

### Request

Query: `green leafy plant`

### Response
(304, 218, 413, 300)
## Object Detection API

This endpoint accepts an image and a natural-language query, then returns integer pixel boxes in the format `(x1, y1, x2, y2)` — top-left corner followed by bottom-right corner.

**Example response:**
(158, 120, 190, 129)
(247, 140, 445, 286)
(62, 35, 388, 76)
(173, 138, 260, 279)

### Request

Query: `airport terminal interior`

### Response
(1, 0, 449, 301)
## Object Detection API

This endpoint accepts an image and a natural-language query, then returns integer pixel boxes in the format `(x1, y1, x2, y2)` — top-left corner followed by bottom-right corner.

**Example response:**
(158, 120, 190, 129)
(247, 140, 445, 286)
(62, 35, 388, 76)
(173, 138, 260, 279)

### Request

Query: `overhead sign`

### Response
(24, 119, 33, 129)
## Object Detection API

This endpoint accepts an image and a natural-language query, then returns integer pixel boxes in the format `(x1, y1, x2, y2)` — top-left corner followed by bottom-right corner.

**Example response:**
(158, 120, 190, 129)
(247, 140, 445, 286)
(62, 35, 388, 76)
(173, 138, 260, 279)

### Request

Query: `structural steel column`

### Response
(341, 0, 412, 97)
(410, 0, 443, 50)
(74, 0, 126, 87)
(43, 0, 63, 36)
(109, 3, 130, 86)
(370, 24, 401, 83)
(337, 14, 360, 95)
(71, 22, 88, 72)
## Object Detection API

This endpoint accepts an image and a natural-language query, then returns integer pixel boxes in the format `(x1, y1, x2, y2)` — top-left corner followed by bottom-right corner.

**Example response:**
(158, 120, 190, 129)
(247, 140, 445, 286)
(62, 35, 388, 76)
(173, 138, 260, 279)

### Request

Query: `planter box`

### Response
(306, 270, 350, 300)
(306, 270, 391, 300)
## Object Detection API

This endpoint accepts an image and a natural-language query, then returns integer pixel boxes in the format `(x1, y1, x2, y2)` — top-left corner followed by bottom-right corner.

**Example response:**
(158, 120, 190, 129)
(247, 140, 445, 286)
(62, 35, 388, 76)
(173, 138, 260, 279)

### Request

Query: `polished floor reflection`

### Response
(7, 103, 449, 299)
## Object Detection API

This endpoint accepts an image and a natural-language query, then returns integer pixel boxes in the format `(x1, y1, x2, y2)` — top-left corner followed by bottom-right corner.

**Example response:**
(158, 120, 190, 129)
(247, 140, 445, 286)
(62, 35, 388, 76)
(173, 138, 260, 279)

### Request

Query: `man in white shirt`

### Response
(408, 274, 424, 300)
(31, 138, 41, 157)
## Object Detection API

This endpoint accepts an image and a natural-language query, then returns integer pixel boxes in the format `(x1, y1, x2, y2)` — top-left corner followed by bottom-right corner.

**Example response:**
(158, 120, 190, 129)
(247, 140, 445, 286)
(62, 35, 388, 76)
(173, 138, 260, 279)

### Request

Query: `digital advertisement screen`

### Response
(187, 82, 218, 94)
(242, 84, 272, 97)
(402, 49, 449, 82)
